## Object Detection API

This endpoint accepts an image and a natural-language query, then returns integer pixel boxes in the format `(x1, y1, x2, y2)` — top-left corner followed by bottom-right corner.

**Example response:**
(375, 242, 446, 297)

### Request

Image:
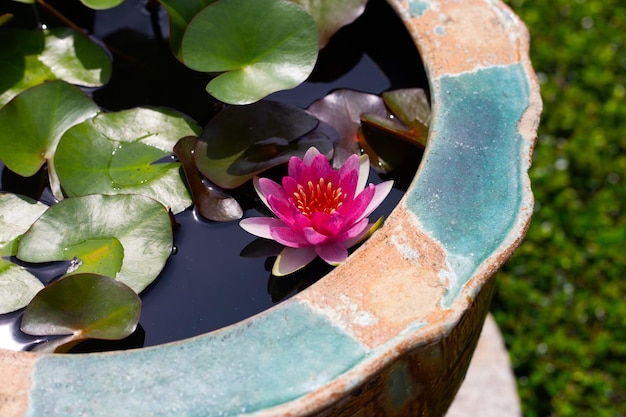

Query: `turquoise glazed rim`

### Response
(0, 0, 542, 416)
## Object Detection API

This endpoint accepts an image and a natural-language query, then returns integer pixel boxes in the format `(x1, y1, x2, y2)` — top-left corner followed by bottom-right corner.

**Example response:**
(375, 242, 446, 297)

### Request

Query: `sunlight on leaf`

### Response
(0, 80, 99, 199)
(55, 107, 199, 214)
(16, 194, 173, 293)
(64, 238, 124, 278)
(0, 27, 111, 107)
(0, 193, 48, 314)
(181, 0, 318, 104)
(382, 88, 430, 144)
(0, 80, 99, 177)
(21, 273, 141, 353)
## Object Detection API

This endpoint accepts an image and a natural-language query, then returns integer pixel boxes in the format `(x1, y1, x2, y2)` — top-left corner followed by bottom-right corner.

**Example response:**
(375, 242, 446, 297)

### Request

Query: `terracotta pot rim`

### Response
(0, 1, 542, 416)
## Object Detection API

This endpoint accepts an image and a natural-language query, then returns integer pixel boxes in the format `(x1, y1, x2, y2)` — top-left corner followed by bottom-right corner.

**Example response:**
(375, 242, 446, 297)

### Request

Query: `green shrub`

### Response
(494, 1, 626, 416)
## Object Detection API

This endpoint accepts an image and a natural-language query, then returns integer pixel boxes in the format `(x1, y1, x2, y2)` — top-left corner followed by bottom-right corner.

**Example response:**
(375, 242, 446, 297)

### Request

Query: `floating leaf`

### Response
(360, 113, 416, 143)
(174, 136, 243, 222)
(0, 80, 99, 199)
(0, 193, 48, 314)
(80, 0, 125, 9)
(181, 0, 318, 104)
(55, 107, 200, 214)
(16, 194, 173, 293)
(195, 100, 331, 189)
(157, 0, 217, 59)
(21, 273, 141, 353)
(0, 80, 99, 177)
(291, 0, 368, 48)
(307, 89, 388, 166)
(0, 28, 111, 107)
(381, 88, 430, 145)
(355, 119, 397, 173)
(357, 88, 431, 172)
(227, 121, 337, 176)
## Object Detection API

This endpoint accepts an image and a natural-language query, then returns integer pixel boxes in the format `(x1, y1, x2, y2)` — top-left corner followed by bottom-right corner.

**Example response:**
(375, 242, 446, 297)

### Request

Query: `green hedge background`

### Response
(493, 1, 625, 416)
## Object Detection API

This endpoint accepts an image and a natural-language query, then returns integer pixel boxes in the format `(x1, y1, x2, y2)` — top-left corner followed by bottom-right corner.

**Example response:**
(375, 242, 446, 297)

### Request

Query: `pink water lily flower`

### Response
(240, 147, 393, 276)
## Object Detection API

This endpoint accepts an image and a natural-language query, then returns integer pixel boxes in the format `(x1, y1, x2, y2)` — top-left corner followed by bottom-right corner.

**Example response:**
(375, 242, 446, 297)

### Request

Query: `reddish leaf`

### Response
(307, 89, 388, 167)
(174, 136, 243, 222)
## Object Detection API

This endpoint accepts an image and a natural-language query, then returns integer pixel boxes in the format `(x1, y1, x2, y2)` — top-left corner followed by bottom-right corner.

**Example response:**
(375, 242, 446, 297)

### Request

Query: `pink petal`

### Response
(302, 147, 321, 165)
(303, 226, 330, 245)
(343, 221, 378, 248)
(309, 211, 330, 232)
(258, 178, 286, 201)
(359, 180, 394, 221)
(289, 205, 312, 231)
(267, 195, 297, 228)
(338, 169, 358, 204)
(297, 164, 318, 188)
(338, 153, 359, 179)
(281, 176, 299, 196)
(337, 217, 370, 241)
(357, 154, 371, 194)
(325, 168, 341, 187)
(273, 246, 317, 276)
(253, 177, 270, 210)
(288, 156, 307, 181)
(344, 183, 375, 223)
(310, 153, 333, 178)
(315, 241, 348, 265)
(270, 226, 310, 248)
(240, 217, 287, 240)
(311, 211, 345, 236)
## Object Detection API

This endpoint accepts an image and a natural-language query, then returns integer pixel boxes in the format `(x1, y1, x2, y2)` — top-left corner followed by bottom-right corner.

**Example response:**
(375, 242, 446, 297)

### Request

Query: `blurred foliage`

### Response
(493, 0, 626, 416)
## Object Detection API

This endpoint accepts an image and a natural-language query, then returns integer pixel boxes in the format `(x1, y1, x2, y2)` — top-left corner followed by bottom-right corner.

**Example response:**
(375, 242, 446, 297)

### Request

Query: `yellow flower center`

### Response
(293, 178, 344, 217)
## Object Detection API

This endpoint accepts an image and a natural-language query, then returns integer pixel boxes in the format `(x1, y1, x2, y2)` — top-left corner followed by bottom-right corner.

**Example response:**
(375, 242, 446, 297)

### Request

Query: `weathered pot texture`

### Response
(0, 0, 541, 416)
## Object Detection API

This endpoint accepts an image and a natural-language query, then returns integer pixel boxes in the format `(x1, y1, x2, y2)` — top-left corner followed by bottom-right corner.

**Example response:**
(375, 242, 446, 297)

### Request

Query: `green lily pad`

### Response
(55, 107, 200, 214)
(65, 237, 124, 278)
(181, 0, 318, 104)
(0, 80, 99, 179)
(80, 0, 125, 9)
(0, 27, 111, 107)
(16, 194, 173, 293)
(21, 273, 141, 353)
(292, 0, 368, 48)
(194, 100, 328, 189)
(0, 193, 48, 314)
(157, 0, 217, 59)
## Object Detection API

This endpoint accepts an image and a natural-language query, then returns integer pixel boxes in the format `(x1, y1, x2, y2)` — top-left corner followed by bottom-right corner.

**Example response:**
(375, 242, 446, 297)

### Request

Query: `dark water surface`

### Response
(0, 0, 427, 351)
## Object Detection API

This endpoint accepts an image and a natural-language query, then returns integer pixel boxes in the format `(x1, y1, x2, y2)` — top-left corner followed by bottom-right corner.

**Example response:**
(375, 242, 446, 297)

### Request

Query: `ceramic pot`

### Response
(0, 0, 541, 415)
